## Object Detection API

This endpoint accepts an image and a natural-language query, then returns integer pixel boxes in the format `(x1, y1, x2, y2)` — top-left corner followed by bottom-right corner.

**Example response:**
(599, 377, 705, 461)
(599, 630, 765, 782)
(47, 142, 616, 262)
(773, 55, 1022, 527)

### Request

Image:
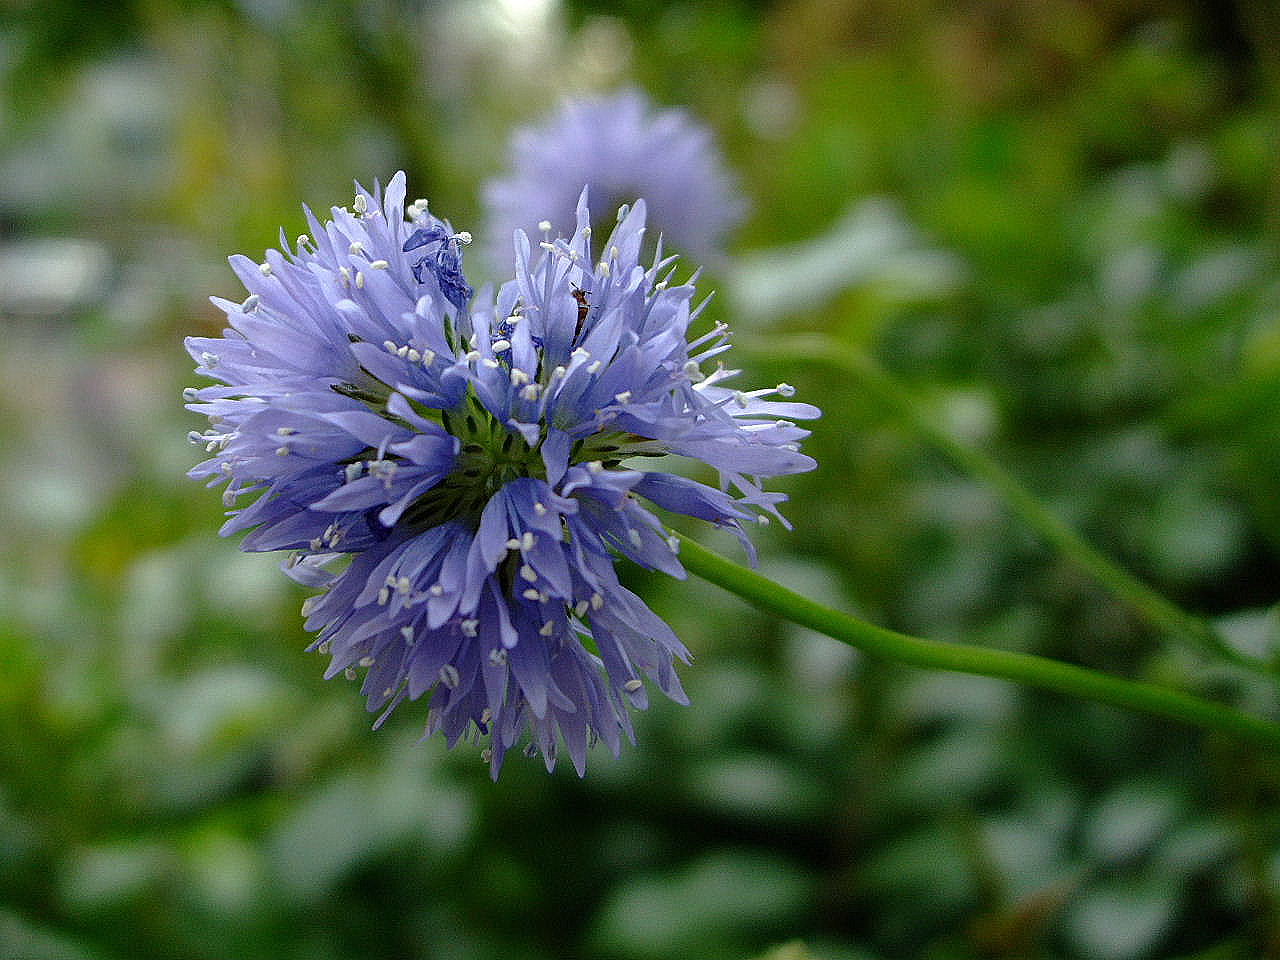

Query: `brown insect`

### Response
(571, 285, 590, 340)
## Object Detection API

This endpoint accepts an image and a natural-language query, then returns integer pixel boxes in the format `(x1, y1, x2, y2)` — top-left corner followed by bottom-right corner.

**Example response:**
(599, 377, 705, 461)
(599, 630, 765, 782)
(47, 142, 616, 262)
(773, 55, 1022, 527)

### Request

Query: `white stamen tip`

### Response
(439, 664, 460, 688)
(520, 564, 538, 583)
(624, 679, 643, 692)
(258, 262, 272, 276)
(353, 194, 369, 215)
(539, 621, 556, 636)
(590, 593, 604, 610)
(460, 619, 479, 637)
(538, 220, 552, 233)
(348, 241, 364, 255)
(534, 502, 548, 516)
(777, 382, 796, 397)
(369, 259, 389, 270)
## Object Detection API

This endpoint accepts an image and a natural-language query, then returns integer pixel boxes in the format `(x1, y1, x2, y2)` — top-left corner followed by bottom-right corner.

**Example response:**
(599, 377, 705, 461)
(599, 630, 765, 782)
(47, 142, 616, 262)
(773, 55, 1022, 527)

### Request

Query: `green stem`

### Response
(765, 336, 1270, 676)
(675, 534, 1280, 751)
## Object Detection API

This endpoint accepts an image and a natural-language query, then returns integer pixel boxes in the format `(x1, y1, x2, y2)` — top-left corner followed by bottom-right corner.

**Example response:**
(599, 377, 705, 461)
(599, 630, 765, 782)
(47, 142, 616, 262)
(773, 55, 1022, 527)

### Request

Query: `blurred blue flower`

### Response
(186, 173, 816, 776)
(483, 89, 746, 274)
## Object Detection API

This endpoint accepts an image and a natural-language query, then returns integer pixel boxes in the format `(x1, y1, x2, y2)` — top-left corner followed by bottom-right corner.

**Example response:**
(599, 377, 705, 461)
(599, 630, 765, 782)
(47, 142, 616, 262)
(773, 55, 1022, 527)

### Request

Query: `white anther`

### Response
(339, 266, 351, 284)
(489, 647, 508, 666)
(259, 261, 272, 276)
(428, 583, 444, 597)
(309, 538, 323, 552)
(571, 347, 590, 362)
(397, 345, 409, 358)
(200, 352, 219, 367)
(454, 231, 472, 244)
(614, 391, 632, 404)
(777, 382, 796, 397)
(396, 576, 412, 595)
(377, 586, 390, 605)
(539, 621, 556, 636)
(667, 536, 680, 553)
(315, 638, 329, 653)
(538, 220, 552, 233)
(492, 339, 511, 353)
(242, 294, 260, 311)
(383, 340, 397, 352)
(401, 625, 415, 643)
(406, 348, 421, 363)
(353, 194, 368, 215)
(359, 656, 375, 667)
(482, 357, 501, 369)
(628, 528, 643, 547)
(539, 241, 557, 253)
(598, 261, 610, 277)
(520, 564, 538, 583)
(756, 514, 771, 525)
(505, 538, 522, 552)
(590, 593, 604, 610)
(221, 461, 234, 475)
(551, 365, 567, 380)
(574, 600, 589, 617)
(465, 350, 481, 363)
(587, 461, 603, 474)
(460, 619, 479, 637)
(522, 589, 541, 601)
(414, 198, 429, 210)
(344, 462, 363, 482)
(586, 361, 602, 374)
(348, 241, 364, 256)
(520, 385, 540, 401)
(534, 502, 547, 516)
(276, 426, 296, 436)
(655, 280, 667, 291)
(344, 667, 358, 681)
(439, 663, 460, 688)
(683, 361, 701, 378)
(624, 679, 643, 692)
(510, 368, 530, 386)
(521, 532, 535, 550)
(222, 488, 236, 507)
(355, 271, 365, 289)
(297, 234, 310, 248)
(582, 226, 592, 237)
(275, 446, 291, 456)
(734, 391, 749, 407)
(421, 350, 436, 365)
(369, 259, 389, 270)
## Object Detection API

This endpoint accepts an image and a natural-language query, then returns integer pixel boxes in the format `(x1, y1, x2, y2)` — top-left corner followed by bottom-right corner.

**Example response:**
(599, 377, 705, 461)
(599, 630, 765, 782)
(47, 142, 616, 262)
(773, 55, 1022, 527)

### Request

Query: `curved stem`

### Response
(675, 533, 1280, 751)
(764, 336, 1271, 676)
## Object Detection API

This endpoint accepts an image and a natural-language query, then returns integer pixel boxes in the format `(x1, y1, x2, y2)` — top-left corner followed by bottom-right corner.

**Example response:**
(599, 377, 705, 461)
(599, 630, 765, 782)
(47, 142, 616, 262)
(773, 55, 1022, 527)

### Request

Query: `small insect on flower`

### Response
(184, 172, 817, 778)
(571, 284, 590, 340)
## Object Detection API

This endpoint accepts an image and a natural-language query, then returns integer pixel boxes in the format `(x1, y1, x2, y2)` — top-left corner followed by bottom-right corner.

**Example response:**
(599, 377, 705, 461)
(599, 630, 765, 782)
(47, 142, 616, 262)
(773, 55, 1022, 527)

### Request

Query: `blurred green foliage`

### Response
(1, 1, 1279, 958)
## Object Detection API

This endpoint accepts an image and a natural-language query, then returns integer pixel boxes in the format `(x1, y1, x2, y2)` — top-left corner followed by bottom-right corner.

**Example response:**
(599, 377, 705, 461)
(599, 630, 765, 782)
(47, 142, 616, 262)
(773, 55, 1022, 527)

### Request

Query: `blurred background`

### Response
(2, 0, 1280, 957)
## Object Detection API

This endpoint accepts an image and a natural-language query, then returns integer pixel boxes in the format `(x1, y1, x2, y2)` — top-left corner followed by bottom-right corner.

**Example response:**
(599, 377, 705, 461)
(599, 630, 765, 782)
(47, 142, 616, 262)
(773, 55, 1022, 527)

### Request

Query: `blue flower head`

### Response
(186, 173, 817, 777)
(483, 89, 746, 274)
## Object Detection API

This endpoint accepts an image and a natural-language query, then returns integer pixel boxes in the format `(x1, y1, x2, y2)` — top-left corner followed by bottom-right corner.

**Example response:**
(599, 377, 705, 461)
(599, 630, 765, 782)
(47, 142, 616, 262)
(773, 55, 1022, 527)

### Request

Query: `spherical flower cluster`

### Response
(482, 89, 745, 272)
(186, 172, 817, 776)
